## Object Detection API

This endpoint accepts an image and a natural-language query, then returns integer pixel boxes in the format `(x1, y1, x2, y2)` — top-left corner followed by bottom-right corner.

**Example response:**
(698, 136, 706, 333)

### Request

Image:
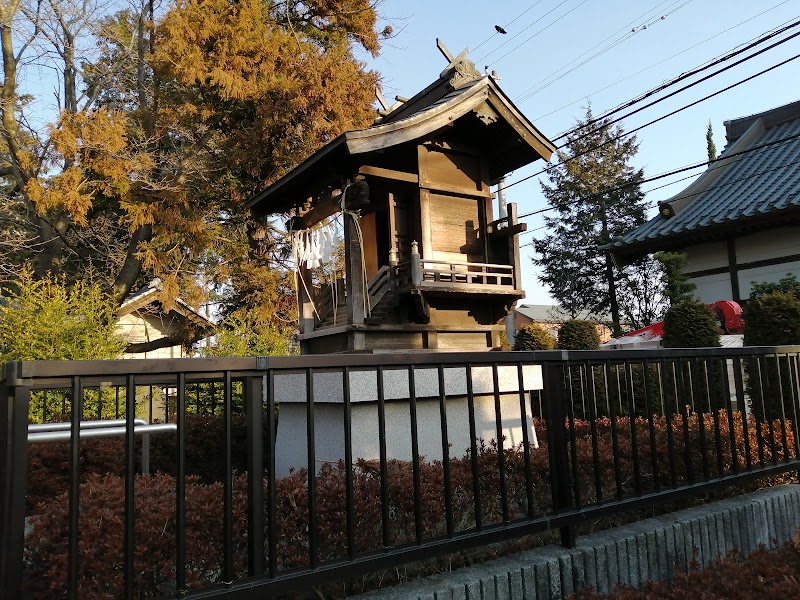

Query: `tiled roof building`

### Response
(605, 100, 800, 303)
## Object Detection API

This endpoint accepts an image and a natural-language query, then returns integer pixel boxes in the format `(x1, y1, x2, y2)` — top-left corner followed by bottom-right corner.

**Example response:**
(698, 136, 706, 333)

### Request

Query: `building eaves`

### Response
(605, 111, 800, 257)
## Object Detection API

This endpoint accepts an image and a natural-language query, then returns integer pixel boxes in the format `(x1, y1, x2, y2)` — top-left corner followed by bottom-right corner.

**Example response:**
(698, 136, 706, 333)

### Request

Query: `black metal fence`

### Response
(2, 346, 800, 599)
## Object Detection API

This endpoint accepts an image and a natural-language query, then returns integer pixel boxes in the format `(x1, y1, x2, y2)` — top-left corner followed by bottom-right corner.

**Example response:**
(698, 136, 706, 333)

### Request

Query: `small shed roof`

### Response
(605, 99, 800, 258)
(248, 71, 555, 215)
(120, 279, 214, 331)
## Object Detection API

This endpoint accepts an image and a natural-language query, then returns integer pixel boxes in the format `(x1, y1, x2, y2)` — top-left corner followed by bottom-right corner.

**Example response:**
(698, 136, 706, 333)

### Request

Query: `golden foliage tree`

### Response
(0, 0, 386, 353)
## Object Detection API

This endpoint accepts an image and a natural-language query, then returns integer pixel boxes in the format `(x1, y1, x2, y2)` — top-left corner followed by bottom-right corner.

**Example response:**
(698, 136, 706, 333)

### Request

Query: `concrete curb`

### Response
(354, 484, 800, 599)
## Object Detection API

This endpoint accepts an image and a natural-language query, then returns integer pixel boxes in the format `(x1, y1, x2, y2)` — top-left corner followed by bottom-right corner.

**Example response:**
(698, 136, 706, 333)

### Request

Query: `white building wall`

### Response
(683, 241, 728, 273)
(734, 226, 800, 263)
(271, 365, 544, 475)
(739, 260, 800, 299)
(689, 272, 732, 304)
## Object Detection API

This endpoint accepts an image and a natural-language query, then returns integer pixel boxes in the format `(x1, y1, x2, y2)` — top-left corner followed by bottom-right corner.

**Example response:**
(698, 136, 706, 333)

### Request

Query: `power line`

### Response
(488, 0, 593, 66)
(470, 1, 545, 55)
(503, 39, 800, 192)
(551, 18, 800, 144)
(515, 0, 691, 104)
(517, 144, 800, 229)
(530, 1, 793, 120)
(476, 0, 578, 64)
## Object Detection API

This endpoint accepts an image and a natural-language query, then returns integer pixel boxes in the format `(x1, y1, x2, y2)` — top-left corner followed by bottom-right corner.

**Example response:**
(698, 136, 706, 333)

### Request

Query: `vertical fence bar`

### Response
(605, 363, 623, 499)
(754, 358, 767, 466)
(775, 355, 790, 463)
(733, 357, 752, 470)
(722, 358, 739, 474)
(408, 366, 424, 542)
(677, 360, 694, 482)
(643, 360, 660, 492)
(438, 365, 454, 534)
(625, 361, 642, 495)
(693, 358, 710, 480)
(543, 361, 575, 548)
(246, 375, 265, 576)
(266, 370, 277, 578)
(0, 376, 30, 600)
(585, 363, 603, 503)
(706, 360, 724, 476)
(148, 385, 153, 423)
(306, 368, 319, 567)
(124, 375, 136, 599)
(376, 366, 391, 547)
(660, 359, 677, 487)
(789, 355, 800, 463)
(223, 372, 234, 583)
(492, 364, 509, 521)
(196, 383, 202, 415)
(466, 364, 482, 531)
(342, 367, 356, 558)
(565, 365, 582, 508)
(516, 364, 535, 517)
(68, 377, 83, 599)
(175, 373, 187, 595)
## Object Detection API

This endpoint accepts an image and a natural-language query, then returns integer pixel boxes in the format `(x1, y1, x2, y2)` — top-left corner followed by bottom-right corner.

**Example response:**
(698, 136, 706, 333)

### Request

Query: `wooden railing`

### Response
(418, 259, 514, 287)
(315, 278, 344, 325)
(366, 265, 392, 312)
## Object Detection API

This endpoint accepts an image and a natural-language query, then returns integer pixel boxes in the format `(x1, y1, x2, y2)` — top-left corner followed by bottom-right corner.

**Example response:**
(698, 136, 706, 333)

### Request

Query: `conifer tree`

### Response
(706, 120, 717, 164)
(532, 107, 652, 335)
(0, 0, 388, 352)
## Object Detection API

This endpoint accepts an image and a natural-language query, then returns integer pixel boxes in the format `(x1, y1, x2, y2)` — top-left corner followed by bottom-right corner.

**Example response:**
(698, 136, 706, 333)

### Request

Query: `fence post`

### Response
(245, 374, 266, 576)
(1, 364, 30, 598)
(543, 360, 576, 548)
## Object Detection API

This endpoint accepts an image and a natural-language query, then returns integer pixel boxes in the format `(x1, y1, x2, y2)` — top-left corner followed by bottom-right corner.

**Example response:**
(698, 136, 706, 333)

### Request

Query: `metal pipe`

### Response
(27, 423, 176, 444)
(28, 418, 147, 433)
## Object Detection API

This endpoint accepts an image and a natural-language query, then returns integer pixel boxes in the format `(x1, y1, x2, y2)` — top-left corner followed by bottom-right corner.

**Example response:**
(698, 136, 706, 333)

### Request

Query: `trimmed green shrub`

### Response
(662, 299, 721, 348)
(743, 291, 800, 346)
(662, 300, 722, 418)
(749, 274, 800, 301)
(513, 323, 556, 351)
(557, 319, 600, 350)
(743, 291, 800, 421)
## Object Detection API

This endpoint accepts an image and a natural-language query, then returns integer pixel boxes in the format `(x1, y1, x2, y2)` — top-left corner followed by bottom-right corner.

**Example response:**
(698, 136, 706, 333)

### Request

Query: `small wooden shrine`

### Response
(248, 42, 555, 353)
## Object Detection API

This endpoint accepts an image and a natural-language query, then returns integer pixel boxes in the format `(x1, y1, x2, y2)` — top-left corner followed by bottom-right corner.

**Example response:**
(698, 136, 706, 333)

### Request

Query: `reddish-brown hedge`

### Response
(25, 414, 268, 511)
(572, 534, 800, 599)
(22, 411, 796, 598)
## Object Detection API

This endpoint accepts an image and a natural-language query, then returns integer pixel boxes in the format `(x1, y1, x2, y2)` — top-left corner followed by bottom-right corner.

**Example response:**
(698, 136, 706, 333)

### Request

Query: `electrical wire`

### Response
(476, 0, 576, 64)
(515, 0, 690, 104)
(530, 1, 793, 120)
(486, 0, 593, 66)
(503, 43, 800, 193)
(470, 1, 545, 55)
(517, 150, 800, 231)
(552, 18, 800, 145)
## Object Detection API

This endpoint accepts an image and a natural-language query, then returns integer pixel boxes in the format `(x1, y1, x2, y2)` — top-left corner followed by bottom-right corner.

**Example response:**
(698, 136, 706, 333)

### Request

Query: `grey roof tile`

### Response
(608, 115, 800, 252)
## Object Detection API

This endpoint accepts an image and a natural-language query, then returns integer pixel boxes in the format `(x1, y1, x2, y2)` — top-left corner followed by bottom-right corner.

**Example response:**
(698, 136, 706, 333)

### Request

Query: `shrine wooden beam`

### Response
(357, 165, 419, 184)
(486, 222, 527, 238)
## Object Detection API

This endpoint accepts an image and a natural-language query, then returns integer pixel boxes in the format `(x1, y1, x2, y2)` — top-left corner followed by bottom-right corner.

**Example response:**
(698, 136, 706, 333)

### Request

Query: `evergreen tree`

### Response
(532, 107, 648, 336)
(655, 251, 696, 305)
(706, 120, 717, 164)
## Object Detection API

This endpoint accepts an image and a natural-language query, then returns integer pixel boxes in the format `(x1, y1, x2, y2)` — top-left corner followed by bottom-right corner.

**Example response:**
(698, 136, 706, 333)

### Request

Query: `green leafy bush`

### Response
(558, 319, 601, 350)
(743, 291, 800, 346)
(0, 269, 126, 364)
(513, 323, 556, 351)
(749, 273, 800, 301)
(743, 291, 800, 421)
(662, 299, 721, 348)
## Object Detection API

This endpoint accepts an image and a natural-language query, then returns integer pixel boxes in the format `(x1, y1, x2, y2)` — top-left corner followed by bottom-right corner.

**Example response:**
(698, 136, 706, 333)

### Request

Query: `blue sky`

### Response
(362, 0, 800, 305)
